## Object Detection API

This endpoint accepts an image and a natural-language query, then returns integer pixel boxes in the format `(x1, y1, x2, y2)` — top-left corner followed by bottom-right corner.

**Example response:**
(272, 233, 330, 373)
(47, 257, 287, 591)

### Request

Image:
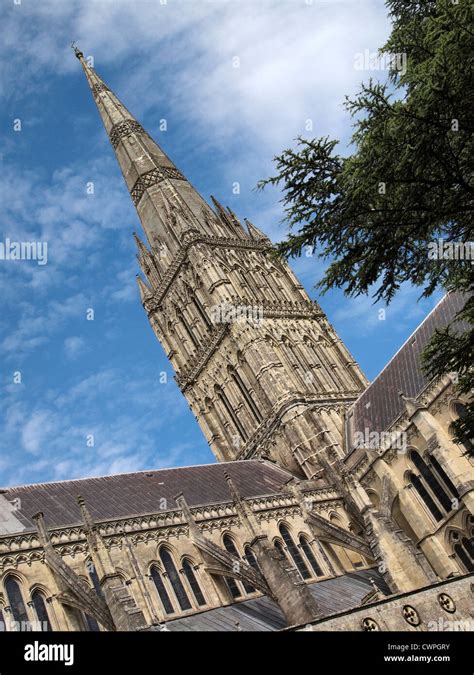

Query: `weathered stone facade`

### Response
(0, 48, 471, 632)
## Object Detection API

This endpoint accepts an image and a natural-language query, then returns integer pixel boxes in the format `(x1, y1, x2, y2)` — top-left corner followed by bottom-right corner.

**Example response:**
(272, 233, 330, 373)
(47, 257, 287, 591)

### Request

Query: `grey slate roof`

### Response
(156, 569, 390, 631)
(0, 460, 292, 534)
(347, 292, 467, 442)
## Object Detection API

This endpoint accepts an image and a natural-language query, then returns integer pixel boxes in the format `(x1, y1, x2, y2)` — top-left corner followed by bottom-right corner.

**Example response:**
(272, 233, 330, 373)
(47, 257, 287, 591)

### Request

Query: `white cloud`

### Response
(64, 335, 86, 359)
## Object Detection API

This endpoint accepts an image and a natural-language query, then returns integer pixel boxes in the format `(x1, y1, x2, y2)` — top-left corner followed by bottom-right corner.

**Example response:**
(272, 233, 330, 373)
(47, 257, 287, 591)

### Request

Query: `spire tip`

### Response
(71, 41, 84, 60)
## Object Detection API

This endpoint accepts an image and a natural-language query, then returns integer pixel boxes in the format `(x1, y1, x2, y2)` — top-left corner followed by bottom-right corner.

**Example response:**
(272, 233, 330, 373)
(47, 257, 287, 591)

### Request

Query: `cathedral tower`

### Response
(75, 48, 367, 479)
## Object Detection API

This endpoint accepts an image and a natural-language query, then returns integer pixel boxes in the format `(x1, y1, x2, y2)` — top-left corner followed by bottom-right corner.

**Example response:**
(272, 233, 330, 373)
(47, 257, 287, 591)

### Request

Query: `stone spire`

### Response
(73, 45, 368, 480)
(72, 44, 222, 258)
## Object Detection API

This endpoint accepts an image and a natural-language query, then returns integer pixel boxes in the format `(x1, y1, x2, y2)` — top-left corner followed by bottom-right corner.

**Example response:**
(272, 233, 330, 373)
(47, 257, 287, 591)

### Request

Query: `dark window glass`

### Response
(182, 560, 206, 607)
(216, 386, 248, 441)
(244, 546, 260, 573)
(429, 455, 460, 499)
(299, 537, 323, 577)
(159, 549, 192, 611)
(409, 472, 443, 521)
(150, 565, 174, 615)
(4, 577, 28, 625)
(31, 592, 52, 631)
(454, 542, 474, 572)
(230, 369, 262, 423)
(223, 535, 254, 594)
(178, 311, 199, 348)
(279, 525, 311, 580)
(462, 536, 474, 560)
(84, 614, 100, 632)
(192, 297, 211, 328)
(410, 451, 452, 513)
(87, 561, 104, 598)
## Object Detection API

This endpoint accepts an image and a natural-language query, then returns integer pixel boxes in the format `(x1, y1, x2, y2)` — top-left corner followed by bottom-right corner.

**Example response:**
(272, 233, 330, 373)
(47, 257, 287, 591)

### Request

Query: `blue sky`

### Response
(0, 0, 441, 487)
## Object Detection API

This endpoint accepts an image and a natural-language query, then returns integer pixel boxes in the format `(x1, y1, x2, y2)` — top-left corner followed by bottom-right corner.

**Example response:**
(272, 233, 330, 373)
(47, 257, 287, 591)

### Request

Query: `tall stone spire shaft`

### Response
(73, 45, 224, 258)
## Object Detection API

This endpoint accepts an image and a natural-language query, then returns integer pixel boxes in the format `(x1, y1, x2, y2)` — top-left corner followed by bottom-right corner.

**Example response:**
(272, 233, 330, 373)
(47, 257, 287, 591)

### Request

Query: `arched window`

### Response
(244, 546, 260, 573)
(449, 401, 473, 452)
(410, 451, 453, 514)
(429, 455, 460, 499)
(150, 565, 174, 615)
(299, 536, 323, 577)
(229, 367, 262, 424)
(408, 471, 443, 521)
(31, 591, 52, 631)
(159, 548, 192, 612)
(182, 559, 206, 607)
(4, 577, 28, 625)
(274, 540, 288, 562)
(177, 310, 199, 348)
(215, 385, 248, 442)
(191, 296, 211, 329)
(279, 524, 311, 580)
(450, 531, 474, 573)
(223, 534, 255, 594)
(86, 560, 103, 598)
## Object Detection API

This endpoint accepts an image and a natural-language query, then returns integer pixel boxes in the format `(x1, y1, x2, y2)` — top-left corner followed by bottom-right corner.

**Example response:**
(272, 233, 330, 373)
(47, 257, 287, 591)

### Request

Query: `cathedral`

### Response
(0, 48, 472, 633)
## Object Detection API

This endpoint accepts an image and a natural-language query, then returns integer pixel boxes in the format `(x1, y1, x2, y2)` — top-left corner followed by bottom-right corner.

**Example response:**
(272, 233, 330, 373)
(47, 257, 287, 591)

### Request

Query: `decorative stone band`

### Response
(175, 324, 229, 390)
(142, 236, 271, 313)
(237, 393, 359, 461)
(131, 167, 186, 206)
(174, 300, 329, 391)
(109, 119, 147, 149)
(91, 82, 110, 98)
(0, 489, 341, 558)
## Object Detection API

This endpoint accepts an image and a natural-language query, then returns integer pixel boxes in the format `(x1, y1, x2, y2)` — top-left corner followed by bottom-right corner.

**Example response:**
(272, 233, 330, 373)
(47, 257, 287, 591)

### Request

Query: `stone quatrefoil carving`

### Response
(402, 604, 421, 626)
(361, 617, 380, 631)
(437, 593, 456, 613)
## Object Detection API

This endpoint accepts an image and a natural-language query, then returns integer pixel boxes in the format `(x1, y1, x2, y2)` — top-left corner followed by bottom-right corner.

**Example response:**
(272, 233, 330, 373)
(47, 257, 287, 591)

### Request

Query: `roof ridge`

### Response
(1, 458, 287, 492)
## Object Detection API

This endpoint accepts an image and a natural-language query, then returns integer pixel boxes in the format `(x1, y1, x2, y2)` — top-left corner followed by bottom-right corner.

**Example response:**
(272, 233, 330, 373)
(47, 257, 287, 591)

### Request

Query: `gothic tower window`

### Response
(31, 590, 52, 631)
(182, 559, 206, 607)
(159, 548, 192, 612)
(410, 451, 454, 515)
(177, 310, 199, 349)
(299, 535, 324, 577)
(4, 576, 29, 625)
(229, 367, 262, 424)
(192, 295, 211, 329)
(215, 385, 248, 442)
(278, 524, 311, 580)
(150, 564, 174, 615)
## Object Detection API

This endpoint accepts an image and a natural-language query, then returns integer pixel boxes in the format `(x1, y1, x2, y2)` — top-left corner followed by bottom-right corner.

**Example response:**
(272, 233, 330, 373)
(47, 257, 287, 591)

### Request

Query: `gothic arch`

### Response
(447, 527, 474, 573)
(158, 545, 192, 612)
(3, 573, 29, 625)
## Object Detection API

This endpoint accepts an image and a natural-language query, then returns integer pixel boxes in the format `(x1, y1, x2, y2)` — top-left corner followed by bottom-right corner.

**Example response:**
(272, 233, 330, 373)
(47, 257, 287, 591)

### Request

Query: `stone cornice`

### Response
(0, 488, 343, 562)
(175, 324, 229, 389)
